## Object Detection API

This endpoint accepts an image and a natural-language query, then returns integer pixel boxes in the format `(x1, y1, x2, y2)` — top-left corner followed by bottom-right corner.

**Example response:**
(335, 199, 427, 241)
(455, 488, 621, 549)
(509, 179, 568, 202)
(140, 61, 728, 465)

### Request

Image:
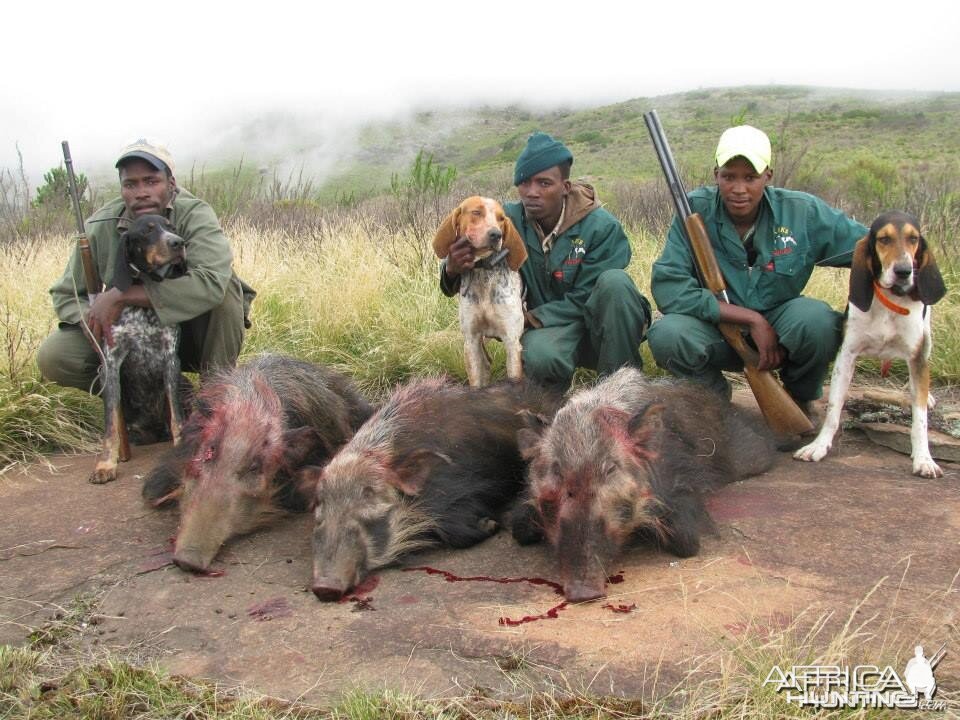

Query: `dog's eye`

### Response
(471, 210, 483, 217)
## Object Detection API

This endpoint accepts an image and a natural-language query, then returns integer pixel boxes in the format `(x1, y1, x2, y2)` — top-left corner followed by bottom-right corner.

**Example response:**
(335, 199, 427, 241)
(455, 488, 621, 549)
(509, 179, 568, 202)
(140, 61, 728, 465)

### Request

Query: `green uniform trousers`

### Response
(37, 275, 247, 392)
(522, 269, 650, 389)
(647, 296, 843, 402)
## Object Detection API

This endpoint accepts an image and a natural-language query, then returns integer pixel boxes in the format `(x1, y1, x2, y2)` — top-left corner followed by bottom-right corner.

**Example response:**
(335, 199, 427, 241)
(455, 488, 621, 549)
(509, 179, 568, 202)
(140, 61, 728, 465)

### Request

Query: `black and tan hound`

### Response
(90, 214, 188, 484)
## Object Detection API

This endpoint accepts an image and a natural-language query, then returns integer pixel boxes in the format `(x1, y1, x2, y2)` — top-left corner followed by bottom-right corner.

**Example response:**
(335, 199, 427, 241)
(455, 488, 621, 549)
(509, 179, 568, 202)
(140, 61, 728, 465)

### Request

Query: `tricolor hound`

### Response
(794, 211, 947, 477)
(433, 196, 527, 386)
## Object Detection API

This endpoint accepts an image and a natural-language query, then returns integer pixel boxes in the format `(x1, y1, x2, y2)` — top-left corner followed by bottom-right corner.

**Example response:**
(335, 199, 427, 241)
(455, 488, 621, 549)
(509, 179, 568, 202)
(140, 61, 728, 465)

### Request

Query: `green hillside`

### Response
(316, 85, 960, 202)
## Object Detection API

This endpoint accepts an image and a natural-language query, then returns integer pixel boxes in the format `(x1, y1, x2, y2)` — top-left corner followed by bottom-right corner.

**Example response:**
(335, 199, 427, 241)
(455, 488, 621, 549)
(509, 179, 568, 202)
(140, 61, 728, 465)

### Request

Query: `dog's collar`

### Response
(474, 248, 510, 269)
(872, 281, 911, 315)
(127, 260, 183, 284)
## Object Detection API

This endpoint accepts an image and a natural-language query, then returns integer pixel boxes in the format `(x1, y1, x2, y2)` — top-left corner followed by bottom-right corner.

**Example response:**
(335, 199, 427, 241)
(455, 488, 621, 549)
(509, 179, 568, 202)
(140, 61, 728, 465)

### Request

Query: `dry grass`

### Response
(0, 217, 957, 474)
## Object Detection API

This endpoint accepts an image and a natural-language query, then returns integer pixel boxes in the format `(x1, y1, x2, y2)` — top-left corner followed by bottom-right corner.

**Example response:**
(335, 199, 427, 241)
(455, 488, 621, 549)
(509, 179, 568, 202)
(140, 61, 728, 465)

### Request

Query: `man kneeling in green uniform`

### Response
(648, 125, 867, 418)
(38, 139, 254, 434)
(440, 132, 651, 390)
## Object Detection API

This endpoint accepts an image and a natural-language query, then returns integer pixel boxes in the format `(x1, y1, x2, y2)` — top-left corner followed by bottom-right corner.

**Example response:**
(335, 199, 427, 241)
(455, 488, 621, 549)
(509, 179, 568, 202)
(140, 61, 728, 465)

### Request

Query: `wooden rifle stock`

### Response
(62, 141, 131, 461)
(643, 111, 812, 437)
(685, 215, 813, 436)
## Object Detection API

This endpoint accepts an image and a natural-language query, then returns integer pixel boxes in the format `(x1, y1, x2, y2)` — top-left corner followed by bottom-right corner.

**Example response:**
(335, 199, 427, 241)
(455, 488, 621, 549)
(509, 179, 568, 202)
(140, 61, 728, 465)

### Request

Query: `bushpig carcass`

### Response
(308, 377, 562, 600)
(142, 354, 373, 573)
(511, 367, 775, 603)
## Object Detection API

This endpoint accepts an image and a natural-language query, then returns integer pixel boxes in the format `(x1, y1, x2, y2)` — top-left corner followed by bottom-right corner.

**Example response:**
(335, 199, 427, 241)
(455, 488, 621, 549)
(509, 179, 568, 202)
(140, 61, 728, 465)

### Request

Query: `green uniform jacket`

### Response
(50, 189, 243, 328)
(652, 186, 868, 323)
(505, 185, 632, 328)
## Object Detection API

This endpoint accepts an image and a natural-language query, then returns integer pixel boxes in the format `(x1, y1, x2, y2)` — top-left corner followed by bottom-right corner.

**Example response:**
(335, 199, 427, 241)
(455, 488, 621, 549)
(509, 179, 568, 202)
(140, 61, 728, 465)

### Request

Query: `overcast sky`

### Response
(4, 0, 958, 184)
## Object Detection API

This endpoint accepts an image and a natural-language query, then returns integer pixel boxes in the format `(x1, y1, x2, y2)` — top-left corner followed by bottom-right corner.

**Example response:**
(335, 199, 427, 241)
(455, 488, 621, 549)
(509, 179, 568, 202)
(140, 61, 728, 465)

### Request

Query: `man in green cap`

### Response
(647, 125, 868, 418)
(441, 131, 651, 390)
(38, 138, 255, 434)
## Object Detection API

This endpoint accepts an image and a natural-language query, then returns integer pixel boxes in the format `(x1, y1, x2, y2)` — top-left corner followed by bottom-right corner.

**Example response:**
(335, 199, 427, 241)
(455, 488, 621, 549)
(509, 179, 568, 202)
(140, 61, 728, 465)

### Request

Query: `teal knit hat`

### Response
(513, 132, 573, 185)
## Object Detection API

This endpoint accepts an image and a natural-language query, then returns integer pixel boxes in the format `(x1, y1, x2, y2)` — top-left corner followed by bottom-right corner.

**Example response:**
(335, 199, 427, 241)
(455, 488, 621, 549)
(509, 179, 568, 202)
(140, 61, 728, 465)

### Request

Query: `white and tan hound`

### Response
(795, 211, 947, 477)
(433, 196, 527, 386)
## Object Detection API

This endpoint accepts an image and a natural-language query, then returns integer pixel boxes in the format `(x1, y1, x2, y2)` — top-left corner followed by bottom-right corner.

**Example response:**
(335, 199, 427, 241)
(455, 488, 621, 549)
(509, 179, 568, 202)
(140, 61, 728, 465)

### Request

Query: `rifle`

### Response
(642, 111, 813, 437)
(62, 141, 131, 462)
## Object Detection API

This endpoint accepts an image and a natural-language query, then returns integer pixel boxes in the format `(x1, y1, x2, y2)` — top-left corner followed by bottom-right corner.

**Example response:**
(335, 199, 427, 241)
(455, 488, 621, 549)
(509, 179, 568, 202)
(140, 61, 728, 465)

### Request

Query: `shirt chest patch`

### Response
(774, 226, 797, 250)
(564, 237, 585, 265)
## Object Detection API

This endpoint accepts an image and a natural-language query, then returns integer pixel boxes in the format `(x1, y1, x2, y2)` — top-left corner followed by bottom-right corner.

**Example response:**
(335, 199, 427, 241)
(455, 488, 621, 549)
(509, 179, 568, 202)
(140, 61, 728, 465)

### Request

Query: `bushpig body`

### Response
(142, 354, 373, 572)
(511, 368, 775, 602)
(309, 377, 562, 600)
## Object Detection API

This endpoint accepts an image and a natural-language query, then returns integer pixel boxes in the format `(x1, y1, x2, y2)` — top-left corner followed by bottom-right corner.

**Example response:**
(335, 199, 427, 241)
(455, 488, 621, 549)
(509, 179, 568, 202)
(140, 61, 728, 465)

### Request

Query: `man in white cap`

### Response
(38, 139, 255, 438)
(647, 125, 867, 425)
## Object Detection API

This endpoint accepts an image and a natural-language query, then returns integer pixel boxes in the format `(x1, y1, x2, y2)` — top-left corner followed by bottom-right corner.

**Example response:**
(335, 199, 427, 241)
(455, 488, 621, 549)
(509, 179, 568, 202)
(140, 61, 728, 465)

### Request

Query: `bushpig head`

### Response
(518, 401, 669, 603)
(309, 447, 439, 600)
(171, 378, 327, 573)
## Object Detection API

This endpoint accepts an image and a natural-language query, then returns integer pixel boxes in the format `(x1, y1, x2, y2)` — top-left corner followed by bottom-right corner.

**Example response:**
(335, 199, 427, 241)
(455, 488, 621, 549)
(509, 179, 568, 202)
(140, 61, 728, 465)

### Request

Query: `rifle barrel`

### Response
(643, 110, 692, 219)
(61, 141, 87, 237)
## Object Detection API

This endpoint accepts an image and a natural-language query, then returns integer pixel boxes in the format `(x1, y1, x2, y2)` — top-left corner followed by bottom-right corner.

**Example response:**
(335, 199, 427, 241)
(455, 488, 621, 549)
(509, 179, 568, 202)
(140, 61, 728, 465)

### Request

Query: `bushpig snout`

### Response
(311, 579, 348, 601)
(172, 552, 211, 575)
(311, 510, 369, 602)
(564, 581, 606, 604)
(556, 515, 617, 602)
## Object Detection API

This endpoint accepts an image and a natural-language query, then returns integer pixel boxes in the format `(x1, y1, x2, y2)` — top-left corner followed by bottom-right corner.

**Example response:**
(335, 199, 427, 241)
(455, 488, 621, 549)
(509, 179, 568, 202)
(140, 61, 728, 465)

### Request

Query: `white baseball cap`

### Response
(715, 125, 771, 173)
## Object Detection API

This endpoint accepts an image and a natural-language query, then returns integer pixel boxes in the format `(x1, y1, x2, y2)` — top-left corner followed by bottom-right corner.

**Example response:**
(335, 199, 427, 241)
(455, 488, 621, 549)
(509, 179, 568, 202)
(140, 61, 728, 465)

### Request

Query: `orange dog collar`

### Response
(873, 281, 910, 316)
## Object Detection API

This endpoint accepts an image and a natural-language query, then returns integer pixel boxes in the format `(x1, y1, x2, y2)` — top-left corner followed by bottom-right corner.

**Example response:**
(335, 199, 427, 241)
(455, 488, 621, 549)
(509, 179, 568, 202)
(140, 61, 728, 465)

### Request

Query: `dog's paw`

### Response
(89, 462, 118, 484)
(912, 456, 943, 478)
(793, 441, 830, 463)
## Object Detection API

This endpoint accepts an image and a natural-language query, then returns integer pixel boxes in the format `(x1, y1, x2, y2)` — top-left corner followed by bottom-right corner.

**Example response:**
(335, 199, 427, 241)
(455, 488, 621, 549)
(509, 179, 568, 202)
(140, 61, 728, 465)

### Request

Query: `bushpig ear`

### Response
(389, 448, 452, 496)
(432, 206, 462, 259)
(295, 465, 325, 511)
(516, 428, 544, 461)
(501, 215, 528, 271)
(516, 409, 549, 460)
(625, 402, 666, 462)
(848, 235, 875, 313)
(627, 402, 665, 436)
(282, 426, 334, 471)
(915, 235, 947, 305)
(252, 376, 283, 417)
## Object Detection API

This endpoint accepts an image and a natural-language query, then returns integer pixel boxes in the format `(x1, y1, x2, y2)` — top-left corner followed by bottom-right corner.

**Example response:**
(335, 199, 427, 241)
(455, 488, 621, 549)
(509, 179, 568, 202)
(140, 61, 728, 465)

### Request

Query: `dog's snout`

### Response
(894, 264, 913, 280)
(487, 228, 502, 243)
(163, 231, 186, 249)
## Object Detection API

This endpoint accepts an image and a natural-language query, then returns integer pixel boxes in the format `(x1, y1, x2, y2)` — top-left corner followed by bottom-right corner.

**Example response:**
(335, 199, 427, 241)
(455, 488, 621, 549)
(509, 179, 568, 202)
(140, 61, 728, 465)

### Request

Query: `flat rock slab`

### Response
(1, 401, 958, 705)
(859, 422, 960, 462)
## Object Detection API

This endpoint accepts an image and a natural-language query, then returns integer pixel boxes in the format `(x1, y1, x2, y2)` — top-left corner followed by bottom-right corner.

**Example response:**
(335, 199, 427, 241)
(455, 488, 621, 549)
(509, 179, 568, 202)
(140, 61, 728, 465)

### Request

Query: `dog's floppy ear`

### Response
(432, 205, 462, 259)
(914, 234, 947, 306)
(110, 232, 134, 292)
(848, 235, 876, 312)
(501, 215, 528, 271)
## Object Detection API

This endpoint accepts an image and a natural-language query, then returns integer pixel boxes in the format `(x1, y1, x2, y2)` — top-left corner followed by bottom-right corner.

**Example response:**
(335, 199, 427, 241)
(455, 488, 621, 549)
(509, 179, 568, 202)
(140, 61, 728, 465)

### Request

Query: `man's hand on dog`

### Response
(86, 286, 151, 347)
(444, 237, 476, 277)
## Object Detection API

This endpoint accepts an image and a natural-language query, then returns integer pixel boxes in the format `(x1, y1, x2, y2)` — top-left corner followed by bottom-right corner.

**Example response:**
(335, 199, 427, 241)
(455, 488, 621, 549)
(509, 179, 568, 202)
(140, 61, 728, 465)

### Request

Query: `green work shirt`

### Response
(50, 189, 239, 328)
(504, 201, 632, 328)
(651, 186, 868, 323)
